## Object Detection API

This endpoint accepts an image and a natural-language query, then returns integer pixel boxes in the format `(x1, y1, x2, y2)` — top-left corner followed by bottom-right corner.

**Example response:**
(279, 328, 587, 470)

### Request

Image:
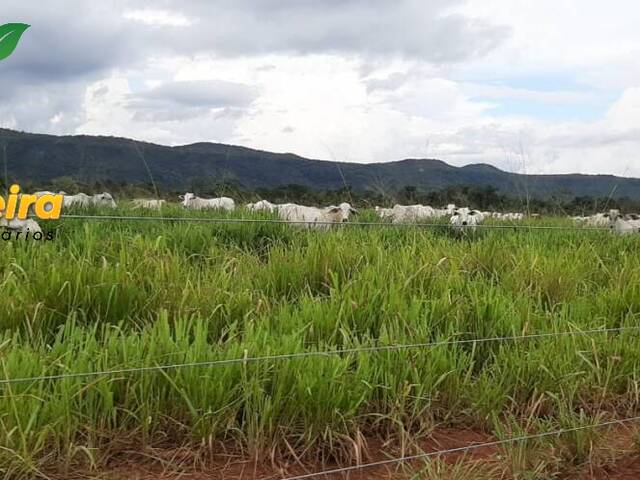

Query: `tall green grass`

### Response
(0, 204, 638, 478)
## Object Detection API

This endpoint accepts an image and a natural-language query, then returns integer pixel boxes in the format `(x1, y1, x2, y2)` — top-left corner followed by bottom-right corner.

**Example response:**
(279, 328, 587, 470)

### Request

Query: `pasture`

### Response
(0, 203, 639, 479)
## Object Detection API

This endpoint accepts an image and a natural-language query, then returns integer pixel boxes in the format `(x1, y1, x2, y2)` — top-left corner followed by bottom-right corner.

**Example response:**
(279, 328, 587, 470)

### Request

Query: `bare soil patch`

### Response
(48, 427, 640, 480)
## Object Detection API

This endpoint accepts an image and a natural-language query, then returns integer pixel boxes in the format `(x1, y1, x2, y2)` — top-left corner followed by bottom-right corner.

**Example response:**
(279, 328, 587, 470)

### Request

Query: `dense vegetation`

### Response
(0, 204, 639, 478)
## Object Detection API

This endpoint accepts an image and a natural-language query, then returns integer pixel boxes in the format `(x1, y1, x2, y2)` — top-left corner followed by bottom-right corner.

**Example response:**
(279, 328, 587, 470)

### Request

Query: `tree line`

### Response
(12, 176, 640, 216)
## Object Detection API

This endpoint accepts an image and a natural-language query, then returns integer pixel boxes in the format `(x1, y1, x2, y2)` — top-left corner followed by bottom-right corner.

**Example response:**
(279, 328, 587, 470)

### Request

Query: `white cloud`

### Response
(70, 51, 640, 179)
(454, 0, 640, 72)
(123, 9, 194, 27)
(3, 0, 640, 178)
(605, 87, 640, 129)
(460, 83, 602, 106)
(78, 76, 245, 145)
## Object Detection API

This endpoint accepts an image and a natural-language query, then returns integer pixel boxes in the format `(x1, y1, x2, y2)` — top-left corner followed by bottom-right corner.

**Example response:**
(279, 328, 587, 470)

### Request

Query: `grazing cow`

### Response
(571, 216, 589, 224)
(606, 210, 640, 235)
(132, 199, 166, 210)
(180, 193, 235, 211)
(450, 207, 483, 232)
(445, 204, 457, 215)
(498, 212, 525, 221)
(336, 202, 358, 219)
(586, 213, 609, 227)
(91, 192, 117, 208)
(391, 204, 436, 224)
(277, 204, 324, 227)
(247, 200, 277, 212)
(62, 193, 92, 208)
(277, 202, 357, 228)
(431, 208, 450, 218)
(435, 204, 459, 218)
(474, 210, 487, 222)
(375, 206, 394, 219)
(0, 218, 42, 234)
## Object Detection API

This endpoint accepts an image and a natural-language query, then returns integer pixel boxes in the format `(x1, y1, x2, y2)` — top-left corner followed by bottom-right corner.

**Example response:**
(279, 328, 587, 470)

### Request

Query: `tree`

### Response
(51, 176, 79, 194)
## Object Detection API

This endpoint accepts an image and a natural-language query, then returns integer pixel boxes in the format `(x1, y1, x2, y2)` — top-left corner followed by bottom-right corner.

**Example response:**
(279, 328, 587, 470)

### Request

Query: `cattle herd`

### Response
(573, 209, 640, 235)
(375, 204, 524, 229)
(1, 191, 639, 235)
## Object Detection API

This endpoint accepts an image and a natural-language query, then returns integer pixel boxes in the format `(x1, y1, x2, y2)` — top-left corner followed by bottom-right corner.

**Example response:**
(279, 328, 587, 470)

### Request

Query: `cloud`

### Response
(123, 9, 193, 27)
(1, 1, 136, 83)
(411, 87, 640, 177)
(0, 0, 508, 139)
(605, 87, 640, 129)
(159, 0, 510, 61)
(0, 80, 88, 134)
(78, 76, 247, 145)
(461, 83, 603, 106)
(133, 80, 257, 108)
(127, 80, 258, 121)
(2, 0, 640, 180)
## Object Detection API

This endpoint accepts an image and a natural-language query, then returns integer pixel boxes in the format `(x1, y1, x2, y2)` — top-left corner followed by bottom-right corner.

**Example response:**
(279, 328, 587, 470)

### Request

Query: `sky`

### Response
(1, 0, 639, 176)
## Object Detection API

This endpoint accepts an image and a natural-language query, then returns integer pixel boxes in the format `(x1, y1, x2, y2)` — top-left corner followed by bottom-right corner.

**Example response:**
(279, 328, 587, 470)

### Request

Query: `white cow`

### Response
(497, 212, 525, 221)
(434, 204, 460, 218)
(571, 216, 590, 224)
(33, 191, 62, 197)
(391, 204, 436, 224)
(375, 206, 394, 219)
(585, 213, 610, 227)
(336, 202, 358, 218)
(132, 199, 166, 210)
(0, 218, 42, 234)
(181, 193, 235, 211)
(62, 193, 92, 208)
(91, 192, 117, 208)
(450, 207, 483, 232)
(606, 210, 640, 235)
(247, 200, 277, 212)
(277, 202, 357, 228)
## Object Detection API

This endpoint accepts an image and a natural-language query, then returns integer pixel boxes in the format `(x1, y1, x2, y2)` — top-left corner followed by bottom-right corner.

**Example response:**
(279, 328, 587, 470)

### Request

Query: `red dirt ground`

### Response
(49, 427, 640, 480)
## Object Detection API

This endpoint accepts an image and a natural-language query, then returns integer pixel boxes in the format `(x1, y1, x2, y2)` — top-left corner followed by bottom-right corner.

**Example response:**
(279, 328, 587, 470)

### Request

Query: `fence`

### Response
(4, 212, 635, 478)
(2, 325, 639, 478)
(57, 213, 611, 232)
(283, 416, 640, 479)
(1, 325, 637, 386)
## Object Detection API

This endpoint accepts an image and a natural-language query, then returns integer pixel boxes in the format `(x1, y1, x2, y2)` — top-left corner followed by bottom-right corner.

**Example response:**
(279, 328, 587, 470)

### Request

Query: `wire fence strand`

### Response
(57, 214, 610, 232)
(282, 416, 640, 479)
(2, 325, 637, 386)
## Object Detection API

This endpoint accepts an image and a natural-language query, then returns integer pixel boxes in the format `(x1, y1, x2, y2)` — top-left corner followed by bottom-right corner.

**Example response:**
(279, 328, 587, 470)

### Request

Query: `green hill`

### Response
(1, 128, 638, 199)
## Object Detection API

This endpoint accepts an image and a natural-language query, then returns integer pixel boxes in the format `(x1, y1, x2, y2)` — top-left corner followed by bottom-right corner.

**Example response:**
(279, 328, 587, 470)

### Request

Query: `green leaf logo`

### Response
(0, 23, 30, 62)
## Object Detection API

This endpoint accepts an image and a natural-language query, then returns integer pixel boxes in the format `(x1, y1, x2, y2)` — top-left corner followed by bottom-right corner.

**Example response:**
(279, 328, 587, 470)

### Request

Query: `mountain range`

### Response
(1, 128, 638, 199)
